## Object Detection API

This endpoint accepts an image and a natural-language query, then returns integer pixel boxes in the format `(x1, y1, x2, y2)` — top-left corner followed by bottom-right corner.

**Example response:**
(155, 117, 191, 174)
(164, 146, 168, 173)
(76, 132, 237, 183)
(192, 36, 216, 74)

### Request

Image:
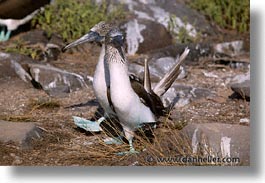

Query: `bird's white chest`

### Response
(109, 62, 155, 128)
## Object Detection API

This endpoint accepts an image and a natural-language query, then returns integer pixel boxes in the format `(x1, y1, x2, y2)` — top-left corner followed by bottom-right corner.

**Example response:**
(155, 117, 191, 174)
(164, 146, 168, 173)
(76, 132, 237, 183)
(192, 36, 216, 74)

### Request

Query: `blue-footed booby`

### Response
(0, 0, 50, 41)
(0, 9, 40, 41)
(105, 28, 190, 154)
(62, 22, 189, 152)
(62, 22, 162, 132)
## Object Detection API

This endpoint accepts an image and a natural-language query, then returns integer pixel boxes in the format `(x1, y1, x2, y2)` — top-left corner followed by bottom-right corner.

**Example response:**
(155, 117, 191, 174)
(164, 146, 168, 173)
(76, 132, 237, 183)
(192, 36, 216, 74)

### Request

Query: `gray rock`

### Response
(122, 19, 172, 55)
(20, 30, 63, 61)
(28, 64, 88, 97)
(239, 118, 250, 126)
(161, 84, 215, 108)
(181, 123, 250, 165)
(230, 70, 250, 99)
(0, 52, 34, 82)
(0, 120, 43, 149)
(0, 52, 88, 97)
(129, 43, 213, 66)
(213, 40, 244, 57)
(20, 29, 49, 45)
(231, 80, 250, 99)
(101, 0, 216, 55)
(129, 56, 187, 82)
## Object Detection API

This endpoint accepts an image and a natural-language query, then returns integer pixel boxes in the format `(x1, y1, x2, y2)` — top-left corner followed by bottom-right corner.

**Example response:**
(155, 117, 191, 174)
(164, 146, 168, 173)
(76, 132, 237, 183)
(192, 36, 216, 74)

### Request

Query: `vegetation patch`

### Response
(31, 0, 126, 42)
(189, 0, 249, 33)
(3, 39, 39, 59)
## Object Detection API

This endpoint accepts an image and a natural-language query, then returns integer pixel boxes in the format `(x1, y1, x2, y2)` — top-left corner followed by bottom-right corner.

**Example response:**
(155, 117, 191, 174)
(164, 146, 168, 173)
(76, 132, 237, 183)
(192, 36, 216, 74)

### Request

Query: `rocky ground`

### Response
(0, 0, 250, 166)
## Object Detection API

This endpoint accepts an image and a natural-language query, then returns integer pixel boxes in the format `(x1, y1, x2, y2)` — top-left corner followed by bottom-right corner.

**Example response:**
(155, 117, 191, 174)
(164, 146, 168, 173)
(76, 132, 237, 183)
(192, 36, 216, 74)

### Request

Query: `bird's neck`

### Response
(106, 45, 133, 94)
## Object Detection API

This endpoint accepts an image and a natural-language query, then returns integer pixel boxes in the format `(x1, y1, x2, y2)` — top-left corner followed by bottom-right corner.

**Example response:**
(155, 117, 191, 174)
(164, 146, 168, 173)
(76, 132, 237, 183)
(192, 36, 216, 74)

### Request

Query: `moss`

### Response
(31, 0, 126, 42)
(189, 0, 249, 33)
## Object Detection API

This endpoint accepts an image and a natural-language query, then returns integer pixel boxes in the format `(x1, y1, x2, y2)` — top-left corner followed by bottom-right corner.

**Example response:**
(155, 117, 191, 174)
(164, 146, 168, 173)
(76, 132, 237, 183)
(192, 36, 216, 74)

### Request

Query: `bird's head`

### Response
(105, 27, 125, 48)
(62, 21, 113, 52)
(105, 28, 126, 63)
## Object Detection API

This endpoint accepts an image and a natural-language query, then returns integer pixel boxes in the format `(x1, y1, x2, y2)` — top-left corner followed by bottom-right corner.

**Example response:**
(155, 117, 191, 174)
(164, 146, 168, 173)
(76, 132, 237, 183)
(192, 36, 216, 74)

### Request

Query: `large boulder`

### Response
(229, 69, 250, 100)
(0, 52, 34, 83)
(181, 123, 250, 165)
(0, 120, 43, 149)
(28, 63, 88, 97)
(0, 52, 89, 97)
(122, 19, 172, 55)
(99, 0, 216, 55)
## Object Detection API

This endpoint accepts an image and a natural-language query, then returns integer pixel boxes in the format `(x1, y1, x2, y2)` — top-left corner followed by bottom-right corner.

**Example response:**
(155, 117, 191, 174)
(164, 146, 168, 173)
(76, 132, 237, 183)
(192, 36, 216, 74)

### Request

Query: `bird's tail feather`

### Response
(153, 47, 190, 97)
(144, 58, 152, 93)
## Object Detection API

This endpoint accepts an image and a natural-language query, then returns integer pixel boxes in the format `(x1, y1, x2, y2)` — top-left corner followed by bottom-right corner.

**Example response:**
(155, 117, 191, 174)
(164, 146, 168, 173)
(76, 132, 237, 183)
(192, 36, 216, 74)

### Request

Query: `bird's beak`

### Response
(62, 31, 101, 52)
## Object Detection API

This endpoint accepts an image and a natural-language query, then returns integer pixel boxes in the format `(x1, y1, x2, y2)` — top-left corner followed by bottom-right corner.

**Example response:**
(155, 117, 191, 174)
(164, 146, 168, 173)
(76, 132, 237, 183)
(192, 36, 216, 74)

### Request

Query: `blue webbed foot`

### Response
(73, 116, 105, 132)
(116, 138, 139, 155)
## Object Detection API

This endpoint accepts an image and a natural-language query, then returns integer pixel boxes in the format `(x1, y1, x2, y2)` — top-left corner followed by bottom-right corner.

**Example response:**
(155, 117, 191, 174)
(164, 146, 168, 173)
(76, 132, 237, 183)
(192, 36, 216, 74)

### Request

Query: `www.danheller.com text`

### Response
(145, 155, 240, 164)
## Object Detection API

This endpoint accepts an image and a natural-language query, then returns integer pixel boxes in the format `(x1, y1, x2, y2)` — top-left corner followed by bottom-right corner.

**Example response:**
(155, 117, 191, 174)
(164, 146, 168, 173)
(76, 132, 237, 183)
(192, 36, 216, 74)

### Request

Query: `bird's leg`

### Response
(73, 116, 105, 132)
(116, 128, 139, 155)
(128, 138, 139, 153)
(4, 30, 11, 41)
(0, 28, 11, 42)
(0, 27, 5, 41)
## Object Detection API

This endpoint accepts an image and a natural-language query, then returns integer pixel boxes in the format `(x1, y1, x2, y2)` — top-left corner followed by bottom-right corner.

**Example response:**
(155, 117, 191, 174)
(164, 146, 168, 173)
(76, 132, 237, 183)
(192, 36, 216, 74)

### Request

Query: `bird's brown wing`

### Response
(129, 75, 166, 117)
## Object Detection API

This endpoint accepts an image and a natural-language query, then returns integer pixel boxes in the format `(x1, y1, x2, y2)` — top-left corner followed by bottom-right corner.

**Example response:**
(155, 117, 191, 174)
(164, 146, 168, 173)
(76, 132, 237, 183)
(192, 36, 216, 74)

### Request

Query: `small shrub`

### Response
(31, 0, 125, 42)
(189, 0, 249, 33)
(4, 39, 39, 59)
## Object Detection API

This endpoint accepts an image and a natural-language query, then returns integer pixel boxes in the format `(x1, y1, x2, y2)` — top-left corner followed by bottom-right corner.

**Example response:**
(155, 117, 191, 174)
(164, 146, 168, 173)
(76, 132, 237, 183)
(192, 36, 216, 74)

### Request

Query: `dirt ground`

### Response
(0, 37, 250, 166)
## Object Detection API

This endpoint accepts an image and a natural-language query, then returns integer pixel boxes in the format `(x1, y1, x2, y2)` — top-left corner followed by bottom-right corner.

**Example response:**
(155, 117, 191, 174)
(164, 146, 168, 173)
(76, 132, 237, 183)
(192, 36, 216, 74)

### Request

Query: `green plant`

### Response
(31, 0, 125, 42)
(4, 39, 39, 59)
(189, 0, 249, 33)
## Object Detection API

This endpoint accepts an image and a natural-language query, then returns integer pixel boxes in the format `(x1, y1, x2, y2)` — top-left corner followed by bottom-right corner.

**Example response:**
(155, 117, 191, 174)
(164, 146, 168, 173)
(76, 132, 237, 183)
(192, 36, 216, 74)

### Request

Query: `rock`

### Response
(181, 123, 250, 165)
(0, 120, 43, 149)
(20, 29, 49, 45)
(28, 64, 88, 97)
(122, 19, 172, 55)
(20, 30, 63, 61)
(118, 0, 214, 36)
(129, 55, 187, 83)
(230, 80, 250, 100)
(161, 85, 215, 108)
(239, 118, 250, 126)
(129, 43, 213, 66)
(0, 52, 34, 82)
(230, 69, 250, 99)
(213, 40, 250, 69)
(150, 57, 179, 81)
(213, 40, 244, 57)
(103, 0, 216, 55)
(230, 69, 250, 84)
(0, 52, 88, 97)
